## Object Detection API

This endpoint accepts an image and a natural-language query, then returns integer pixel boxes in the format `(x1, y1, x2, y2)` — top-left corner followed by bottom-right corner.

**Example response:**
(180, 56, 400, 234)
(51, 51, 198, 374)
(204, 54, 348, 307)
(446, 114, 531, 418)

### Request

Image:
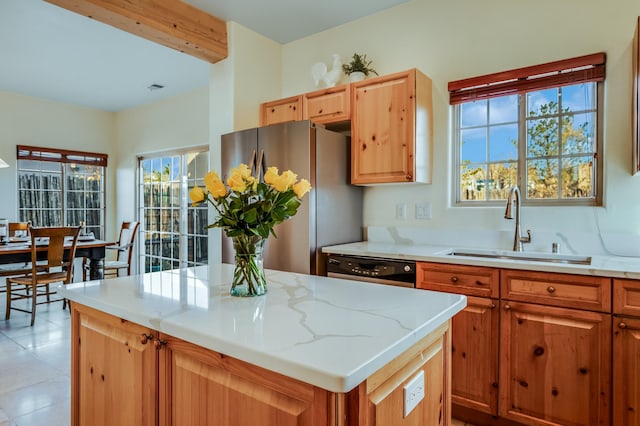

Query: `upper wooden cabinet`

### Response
(302, 84, 350, 124)
(350, 69, 433, 185)
(260, 95, 303, 126)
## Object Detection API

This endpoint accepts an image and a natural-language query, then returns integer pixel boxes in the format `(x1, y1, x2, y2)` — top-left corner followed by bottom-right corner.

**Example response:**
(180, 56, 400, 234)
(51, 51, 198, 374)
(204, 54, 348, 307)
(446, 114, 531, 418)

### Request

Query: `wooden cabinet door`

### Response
(499, 301, 611, 426)
(350, 69, 432, 184)
(613, 316, 640, 426)
(71, 304, 157, 426)
(450, 296, 499, 415)
(260, 95, 303, 126)
(303, 84, 350, 124)
(158, 333, 330, 426)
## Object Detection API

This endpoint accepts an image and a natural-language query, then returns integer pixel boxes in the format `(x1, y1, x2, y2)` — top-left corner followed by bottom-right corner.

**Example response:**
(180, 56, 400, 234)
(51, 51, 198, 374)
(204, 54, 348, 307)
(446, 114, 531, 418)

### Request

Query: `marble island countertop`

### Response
(322, 241, 640, 279)
(58, 264, 466, 393)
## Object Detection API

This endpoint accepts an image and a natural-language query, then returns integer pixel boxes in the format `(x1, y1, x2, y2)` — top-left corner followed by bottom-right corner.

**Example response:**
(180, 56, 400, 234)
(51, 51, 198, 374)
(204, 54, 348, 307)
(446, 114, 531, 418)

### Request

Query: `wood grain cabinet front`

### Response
(71, 304, 158, 426)
(500, 301, 611, 426)
(302, 84, 350, 124)
(350, 69, 433, 184)
(613, 316, 640, 426)
(613, 279, 640, 426)
(71, 302, 454, 426)
(260, 95, 303, 126)
(417, 263, 499, 416)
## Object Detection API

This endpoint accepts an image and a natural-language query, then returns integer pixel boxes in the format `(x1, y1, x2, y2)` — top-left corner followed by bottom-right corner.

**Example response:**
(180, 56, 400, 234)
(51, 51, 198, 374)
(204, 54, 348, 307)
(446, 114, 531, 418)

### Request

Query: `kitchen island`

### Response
(59, 264, 466, 426)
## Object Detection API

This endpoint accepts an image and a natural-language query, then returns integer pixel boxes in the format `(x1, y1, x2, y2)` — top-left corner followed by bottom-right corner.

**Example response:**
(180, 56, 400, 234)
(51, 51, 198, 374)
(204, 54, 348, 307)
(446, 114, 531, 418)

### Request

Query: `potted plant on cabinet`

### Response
(342, 53, 378, 82)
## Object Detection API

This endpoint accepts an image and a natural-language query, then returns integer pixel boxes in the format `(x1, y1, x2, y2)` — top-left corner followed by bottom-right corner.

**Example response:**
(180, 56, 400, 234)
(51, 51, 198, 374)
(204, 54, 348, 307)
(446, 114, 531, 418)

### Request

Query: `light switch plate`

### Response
(415, 202, 432, 220)
(403, 370, 425, 417)
(396, 203, 406, 221)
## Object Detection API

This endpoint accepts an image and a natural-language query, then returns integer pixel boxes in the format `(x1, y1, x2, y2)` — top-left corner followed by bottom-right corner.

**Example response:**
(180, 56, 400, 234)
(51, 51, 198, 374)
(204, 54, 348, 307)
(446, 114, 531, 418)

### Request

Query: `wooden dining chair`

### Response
(0, 222, 33, 294)
(83, 221, 140, 280)
(5, 226, 81, 326)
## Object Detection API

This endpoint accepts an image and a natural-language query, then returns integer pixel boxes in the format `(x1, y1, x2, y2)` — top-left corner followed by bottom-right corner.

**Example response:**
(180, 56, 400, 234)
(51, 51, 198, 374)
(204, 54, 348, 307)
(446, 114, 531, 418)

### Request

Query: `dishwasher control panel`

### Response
(326, 254, 416, 286)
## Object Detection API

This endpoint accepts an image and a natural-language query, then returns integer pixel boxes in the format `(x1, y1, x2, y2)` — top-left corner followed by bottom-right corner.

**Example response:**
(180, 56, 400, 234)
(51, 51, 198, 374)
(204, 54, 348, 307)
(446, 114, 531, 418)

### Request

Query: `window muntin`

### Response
(17, 149, 106, 238)
(455, 82, 600, 205)
(138, 149, 209, 273)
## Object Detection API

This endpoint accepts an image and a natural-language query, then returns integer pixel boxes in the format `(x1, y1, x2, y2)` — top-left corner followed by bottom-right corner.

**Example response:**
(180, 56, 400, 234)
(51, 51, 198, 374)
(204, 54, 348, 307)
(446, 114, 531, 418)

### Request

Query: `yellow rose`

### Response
(209, 180, 228, 199)
(235, 163, 252, 180)
(293, 179, 311, 198)
(204, 171, 222, 193)
(273, 170, 298, 192)
(189, 186, 206, 205)
(227, 169, 247, 192)
(264, 166, 279, 185)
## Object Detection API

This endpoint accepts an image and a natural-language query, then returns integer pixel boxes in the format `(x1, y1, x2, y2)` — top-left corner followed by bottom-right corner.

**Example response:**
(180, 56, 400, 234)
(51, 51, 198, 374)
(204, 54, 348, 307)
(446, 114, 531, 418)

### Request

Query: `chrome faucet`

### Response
(504, 186, 531, 252)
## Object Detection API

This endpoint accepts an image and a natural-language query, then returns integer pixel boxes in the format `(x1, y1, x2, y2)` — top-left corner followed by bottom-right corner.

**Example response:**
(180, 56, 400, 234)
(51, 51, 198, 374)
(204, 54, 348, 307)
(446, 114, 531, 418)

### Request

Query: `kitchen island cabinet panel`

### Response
(71, 304, 158, 426)
(159, 332, 329, 426)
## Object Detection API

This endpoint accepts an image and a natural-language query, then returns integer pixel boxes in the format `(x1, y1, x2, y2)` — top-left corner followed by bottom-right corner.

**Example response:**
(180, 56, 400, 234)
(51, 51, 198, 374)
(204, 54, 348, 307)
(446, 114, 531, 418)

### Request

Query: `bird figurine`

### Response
(311, 54, 342, 88)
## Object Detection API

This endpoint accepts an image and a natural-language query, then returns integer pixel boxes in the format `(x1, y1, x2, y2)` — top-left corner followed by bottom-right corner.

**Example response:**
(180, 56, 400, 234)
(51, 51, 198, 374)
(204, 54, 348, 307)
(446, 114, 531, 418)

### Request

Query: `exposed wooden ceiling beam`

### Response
(44, 0, 228, 64)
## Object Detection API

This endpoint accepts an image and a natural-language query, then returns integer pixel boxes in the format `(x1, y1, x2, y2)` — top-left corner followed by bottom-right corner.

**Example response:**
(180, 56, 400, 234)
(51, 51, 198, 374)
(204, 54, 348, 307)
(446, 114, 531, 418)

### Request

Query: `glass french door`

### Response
(137, 148, 209, 273)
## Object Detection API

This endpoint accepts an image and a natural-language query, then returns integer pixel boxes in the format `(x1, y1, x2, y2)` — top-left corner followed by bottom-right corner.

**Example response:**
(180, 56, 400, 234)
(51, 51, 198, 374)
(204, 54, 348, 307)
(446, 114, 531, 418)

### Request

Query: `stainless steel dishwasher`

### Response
(325, 254, 416, 288)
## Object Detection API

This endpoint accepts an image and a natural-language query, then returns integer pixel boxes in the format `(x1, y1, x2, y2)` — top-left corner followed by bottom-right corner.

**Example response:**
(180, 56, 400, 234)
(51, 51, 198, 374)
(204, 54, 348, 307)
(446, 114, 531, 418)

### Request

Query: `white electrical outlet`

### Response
(403, 370, 425, 417)
(396, 203, 406, 221)
(415, 202, 432, 220)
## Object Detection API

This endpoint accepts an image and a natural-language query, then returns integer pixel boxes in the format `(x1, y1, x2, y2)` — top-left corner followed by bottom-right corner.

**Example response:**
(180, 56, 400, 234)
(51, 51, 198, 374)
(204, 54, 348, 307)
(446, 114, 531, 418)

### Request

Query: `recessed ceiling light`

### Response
(147, 84, 165, 91)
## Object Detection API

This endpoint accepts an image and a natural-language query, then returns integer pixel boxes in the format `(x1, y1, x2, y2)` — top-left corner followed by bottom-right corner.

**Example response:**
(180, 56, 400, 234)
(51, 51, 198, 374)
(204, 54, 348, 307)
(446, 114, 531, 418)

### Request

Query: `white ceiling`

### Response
(0, 0, 408, 112)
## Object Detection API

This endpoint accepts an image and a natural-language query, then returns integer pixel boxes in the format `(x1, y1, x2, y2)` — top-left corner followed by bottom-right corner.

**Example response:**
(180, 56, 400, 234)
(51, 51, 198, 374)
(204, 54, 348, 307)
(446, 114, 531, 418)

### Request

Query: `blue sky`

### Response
(460, 83, 595, 165)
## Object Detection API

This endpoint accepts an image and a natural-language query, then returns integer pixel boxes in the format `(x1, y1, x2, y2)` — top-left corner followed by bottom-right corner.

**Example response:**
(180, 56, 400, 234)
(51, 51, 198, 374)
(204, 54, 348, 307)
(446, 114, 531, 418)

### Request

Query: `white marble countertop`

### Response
(58, 264, 466, 393)
(322, 241, 640, 279)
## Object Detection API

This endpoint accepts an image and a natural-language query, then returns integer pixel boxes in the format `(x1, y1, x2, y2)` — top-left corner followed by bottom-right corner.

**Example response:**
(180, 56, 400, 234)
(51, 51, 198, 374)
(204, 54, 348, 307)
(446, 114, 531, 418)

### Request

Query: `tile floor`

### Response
(0, 291, 476, 426)
(0, 292, 71, 426)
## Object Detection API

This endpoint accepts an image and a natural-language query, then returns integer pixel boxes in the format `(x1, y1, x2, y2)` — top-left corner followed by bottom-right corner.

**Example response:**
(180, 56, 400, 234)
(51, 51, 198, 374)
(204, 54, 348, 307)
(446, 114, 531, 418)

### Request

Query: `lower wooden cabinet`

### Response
(71, 304, 158, 426)
(158, 332, 329, 426)
(450, 296, 499, 416)
(71, 302, 453, 426)
(613, 317, 640, 426)
(500, 301, 611, 426)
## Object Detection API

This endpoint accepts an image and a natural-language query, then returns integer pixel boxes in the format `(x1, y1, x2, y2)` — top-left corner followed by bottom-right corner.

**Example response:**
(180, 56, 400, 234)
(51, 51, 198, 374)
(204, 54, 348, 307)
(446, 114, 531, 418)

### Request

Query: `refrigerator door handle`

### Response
(248, 149, 257, 172)
(256, 149, 265, 179)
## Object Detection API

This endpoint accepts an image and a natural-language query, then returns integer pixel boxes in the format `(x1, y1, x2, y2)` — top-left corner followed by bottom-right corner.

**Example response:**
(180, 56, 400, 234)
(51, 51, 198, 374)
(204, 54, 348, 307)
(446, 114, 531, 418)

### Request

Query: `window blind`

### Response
(17, 145, 108, 167)
(448, 53, 606, 105)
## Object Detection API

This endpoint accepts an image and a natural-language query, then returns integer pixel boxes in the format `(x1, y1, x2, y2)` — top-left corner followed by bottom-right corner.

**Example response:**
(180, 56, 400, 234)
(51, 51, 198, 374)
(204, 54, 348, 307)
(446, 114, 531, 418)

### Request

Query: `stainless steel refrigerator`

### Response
(221, 120, 363, 275)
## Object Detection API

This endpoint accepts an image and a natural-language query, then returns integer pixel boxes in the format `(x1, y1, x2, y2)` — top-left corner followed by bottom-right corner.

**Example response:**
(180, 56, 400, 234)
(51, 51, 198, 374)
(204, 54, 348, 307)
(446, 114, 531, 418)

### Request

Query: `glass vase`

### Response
(230, 235, 267, 297)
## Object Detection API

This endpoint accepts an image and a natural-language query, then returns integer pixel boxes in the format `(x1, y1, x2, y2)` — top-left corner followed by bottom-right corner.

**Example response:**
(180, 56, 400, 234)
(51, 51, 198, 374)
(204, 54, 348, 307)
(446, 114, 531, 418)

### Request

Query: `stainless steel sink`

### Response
(445, 248, 592, 265)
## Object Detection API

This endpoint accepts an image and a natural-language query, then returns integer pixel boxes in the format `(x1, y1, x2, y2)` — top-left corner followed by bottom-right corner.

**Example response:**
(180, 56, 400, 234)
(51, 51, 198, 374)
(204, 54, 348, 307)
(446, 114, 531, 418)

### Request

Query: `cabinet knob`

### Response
(618, 322, 628, 329)
(450, 276, 459, 283)
(504, 304, 511, 310)
(475, 280, 484, 286)
(140, 333, 153, 345)
(546, 286, 556, 293)
(154, 339, 167, 350)
(488, 303, 496, 309)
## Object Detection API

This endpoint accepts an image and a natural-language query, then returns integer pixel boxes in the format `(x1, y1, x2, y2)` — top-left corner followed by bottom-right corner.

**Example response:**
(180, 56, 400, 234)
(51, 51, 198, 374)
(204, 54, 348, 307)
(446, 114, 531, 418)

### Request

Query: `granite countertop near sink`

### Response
(322, 241, 640, 280)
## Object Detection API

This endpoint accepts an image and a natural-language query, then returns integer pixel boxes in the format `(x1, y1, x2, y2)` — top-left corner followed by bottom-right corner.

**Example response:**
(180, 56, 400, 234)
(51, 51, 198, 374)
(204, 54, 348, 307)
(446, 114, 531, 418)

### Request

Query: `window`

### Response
(17, 146, 107, 238)
(450, 53, 605, 205)
(138, 148, 209, 273)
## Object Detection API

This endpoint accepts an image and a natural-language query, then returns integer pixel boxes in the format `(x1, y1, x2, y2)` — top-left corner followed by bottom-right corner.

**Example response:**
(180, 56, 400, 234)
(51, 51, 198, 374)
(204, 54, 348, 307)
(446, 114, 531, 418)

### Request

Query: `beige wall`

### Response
(0, 91, 116, 236)
(280, 0, 640, 238)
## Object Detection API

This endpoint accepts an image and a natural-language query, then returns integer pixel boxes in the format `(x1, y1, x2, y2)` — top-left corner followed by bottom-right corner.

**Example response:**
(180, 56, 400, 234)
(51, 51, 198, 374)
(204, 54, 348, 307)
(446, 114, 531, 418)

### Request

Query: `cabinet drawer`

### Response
(416, 263, 499, 298)
(260, 95, 303, 126)
(613, 278, 640, 316)
(302, 84, 350, 124)
(501, 269, 611, 312)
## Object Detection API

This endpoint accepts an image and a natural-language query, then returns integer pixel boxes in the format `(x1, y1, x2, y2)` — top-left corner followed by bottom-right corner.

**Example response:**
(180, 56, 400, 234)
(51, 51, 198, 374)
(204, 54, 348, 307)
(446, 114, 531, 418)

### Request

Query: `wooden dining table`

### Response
(0, 238, 114, 280)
